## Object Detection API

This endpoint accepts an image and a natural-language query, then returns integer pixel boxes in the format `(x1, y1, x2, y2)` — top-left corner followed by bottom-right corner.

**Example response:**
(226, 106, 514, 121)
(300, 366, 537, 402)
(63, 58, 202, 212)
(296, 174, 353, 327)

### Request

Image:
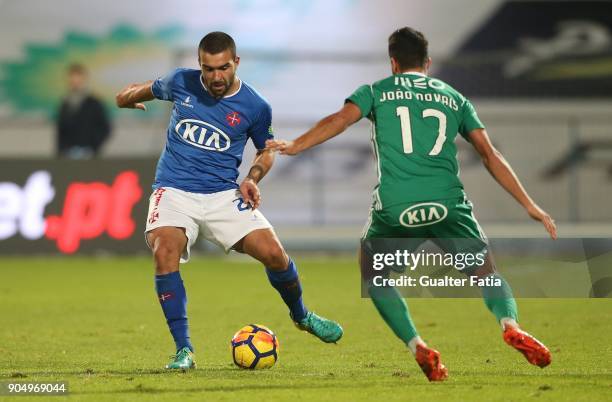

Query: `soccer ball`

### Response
(231, 324, 279, 369)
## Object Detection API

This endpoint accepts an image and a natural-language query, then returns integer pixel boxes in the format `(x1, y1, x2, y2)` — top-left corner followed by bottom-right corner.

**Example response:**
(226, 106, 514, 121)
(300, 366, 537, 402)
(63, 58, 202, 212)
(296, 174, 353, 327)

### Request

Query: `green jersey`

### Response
(347, 72, 484, 209)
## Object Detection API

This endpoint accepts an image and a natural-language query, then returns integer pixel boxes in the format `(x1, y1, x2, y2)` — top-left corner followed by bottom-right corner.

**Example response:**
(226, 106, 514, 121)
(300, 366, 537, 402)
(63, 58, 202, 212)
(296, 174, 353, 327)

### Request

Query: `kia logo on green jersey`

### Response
(399, 202, 448, 227)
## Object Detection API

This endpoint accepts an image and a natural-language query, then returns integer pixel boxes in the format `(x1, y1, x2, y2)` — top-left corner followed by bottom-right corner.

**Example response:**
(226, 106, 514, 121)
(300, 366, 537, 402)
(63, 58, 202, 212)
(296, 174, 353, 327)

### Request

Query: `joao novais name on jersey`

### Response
(378, 76, 460, 111)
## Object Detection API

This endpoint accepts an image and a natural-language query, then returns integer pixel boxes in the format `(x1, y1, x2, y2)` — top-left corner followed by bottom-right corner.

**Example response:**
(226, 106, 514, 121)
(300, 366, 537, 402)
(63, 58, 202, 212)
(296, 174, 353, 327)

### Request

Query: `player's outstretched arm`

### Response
(265, 102, 362, 155)
(115, 80, 155, 111)
(239, 149, 275, 209)
(468, 128, 557, 239)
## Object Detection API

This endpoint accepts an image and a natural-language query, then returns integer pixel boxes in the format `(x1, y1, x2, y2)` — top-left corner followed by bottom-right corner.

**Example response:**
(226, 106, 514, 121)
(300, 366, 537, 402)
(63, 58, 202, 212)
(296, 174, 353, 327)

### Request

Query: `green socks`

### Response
(480, 273, 518, 323)
(367, 273, 518, 346)
(369, 285, 419, 345)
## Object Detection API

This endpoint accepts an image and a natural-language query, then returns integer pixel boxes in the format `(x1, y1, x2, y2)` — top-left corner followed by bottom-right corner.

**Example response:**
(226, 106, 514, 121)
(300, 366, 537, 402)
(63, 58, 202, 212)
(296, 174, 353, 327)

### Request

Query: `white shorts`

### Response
(145, 187, 272, 262)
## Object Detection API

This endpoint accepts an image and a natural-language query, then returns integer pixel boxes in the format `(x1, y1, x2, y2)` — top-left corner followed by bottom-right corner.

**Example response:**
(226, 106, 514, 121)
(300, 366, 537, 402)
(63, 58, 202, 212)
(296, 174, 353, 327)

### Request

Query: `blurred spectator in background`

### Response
(56, 63, 111, 158)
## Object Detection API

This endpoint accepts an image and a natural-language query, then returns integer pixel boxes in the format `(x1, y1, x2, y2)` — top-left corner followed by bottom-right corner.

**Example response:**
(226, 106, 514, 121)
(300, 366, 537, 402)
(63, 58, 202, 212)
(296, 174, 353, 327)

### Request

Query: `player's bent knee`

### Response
(468, 254, 497, 278)
(152, 241, 182, 274)
(264, 245, 288, 271)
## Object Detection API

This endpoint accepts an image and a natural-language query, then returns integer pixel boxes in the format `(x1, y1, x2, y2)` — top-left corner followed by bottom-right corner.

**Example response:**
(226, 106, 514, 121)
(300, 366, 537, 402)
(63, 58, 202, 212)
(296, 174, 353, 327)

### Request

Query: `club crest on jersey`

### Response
(226, 111, 241, 127)
(399, 202, 448, 227)
(175, 119, 231, 152)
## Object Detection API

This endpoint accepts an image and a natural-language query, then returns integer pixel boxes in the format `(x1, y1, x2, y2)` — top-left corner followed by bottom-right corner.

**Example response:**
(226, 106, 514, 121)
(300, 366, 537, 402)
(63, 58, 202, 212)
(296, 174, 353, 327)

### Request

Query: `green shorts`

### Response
(361, 197, 487, 255)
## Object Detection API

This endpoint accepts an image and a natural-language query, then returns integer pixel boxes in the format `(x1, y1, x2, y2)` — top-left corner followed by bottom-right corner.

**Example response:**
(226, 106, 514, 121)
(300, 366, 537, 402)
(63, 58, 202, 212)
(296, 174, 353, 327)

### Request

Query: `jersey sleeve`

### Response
(345, 84, 374, 119)
(248, 102, 273, 150)
(458, 98, 485, 140)
(151, 68, 181, 102)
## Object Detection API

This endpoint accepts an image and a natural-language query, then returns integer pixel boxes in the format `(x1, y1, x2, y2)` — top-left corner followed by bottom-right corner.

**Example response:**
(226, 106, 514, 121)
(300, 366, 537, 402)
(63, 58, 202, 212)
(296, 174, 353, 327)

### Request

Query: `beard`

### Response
(208, 76, 234, 98)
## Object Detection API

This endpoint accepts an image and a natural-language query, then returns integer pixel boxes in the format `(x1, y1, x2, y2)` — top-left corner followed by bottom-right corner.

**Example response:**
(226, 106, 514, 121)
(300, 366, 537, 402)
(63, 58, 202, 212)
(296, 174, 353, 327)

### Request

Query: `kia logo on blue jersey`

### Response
(174, 119, 231, 151)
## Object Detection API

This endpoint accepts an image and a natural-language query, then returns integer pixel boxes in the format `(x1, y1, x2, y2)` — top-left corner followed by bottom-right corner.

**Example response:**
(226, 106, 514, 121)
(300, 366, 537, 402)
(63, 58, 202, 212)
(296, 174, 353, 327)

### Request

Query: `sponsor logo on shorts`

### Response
(399, 202, 448, 227)
(175, 119, 231, 151)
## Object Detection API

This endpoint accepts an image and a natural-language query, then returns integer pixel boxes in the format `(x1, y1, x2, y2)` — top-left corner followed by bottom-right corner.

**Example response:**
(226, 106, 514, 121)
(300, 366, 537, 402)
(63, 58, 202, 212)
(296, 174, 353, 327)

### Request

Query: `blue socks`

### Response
(266, 258, 308, 322)
(156, 260, 306, 351)
(155, 271, 193, 352)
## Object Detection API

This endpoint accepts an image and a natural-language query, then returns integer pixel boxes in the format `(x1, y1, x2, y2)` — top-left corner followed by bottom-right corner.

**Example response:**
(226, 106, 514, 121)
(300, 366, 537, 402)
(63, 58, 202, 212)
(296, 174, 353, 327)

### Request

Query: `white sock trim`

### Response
(407, 336, 425, 355)
(500, 317, 519, 330)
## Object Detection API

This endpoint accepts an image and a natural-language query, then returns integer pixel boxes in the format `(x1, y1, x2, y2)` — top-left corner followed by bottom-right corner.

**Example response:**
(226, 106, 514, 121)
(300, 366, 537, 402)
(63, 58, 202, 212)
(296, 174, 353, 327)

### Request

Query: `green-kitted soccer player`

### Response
(266, 27, 557, 382)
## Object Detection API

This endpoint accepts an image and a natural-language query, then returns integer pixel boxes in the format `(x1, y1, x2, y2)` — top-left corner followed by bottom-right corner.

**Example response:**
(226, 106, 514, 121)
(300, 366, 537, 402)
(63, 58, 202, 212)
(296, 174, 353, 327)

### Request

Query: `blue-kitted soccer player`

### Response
(116, 32, 342, 369)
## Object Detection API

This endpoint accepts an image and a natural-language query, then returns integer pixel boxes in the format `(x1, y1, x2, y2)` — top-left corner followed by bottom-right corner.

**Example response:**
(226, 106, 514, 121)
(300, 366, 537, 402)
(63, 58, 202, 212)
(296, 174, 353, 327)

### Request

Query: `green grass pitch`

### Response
(1, 256, 610, 401)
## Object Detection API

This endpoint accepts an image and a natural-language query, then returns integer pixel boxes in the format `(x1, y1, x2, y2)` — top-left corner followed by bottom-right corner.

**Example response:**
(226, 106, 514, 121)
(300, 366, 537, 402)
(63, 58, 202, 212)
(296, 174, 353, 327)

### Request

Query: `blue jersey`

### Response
(151, 68, 273, 193)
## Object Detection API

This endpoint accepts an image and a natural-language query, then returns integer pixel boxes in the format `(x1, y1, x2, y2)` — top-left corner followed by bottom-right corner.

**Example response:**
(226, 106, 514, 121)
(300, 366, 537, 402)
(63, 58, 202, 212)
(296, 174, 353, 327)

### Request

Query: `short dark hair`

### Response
(68, 63, 86, 75)
(198, 31, 236, 58)
(388, 27, 428, 70)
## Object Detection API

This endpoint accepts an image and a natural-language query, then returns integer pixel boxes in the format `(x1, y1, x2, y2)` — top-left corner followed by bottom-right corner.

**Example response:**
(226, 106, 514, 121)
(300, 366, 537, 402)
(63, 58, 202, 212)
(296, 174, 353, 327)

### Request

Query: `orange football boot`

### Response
(415, 344, 448, 381)
(503, 326, 551, 368)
